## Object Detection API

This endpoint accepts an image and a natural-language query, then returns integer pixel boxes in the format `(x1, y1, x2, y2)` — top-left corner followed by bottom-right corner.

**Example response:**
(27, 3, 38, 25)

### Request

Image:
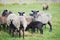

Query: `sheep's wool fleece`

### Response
(7, 14, 17, 26)
(35, 12, 52, 24)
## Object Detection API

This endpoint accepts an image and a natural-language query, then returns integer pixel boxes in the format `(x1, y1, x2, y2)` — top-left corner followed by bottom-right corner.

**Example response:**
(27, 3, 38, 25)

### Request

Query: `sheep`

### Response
(0, 9, 9, 31)
(6, 13, 21, 37)
(43, 3, 49, 10)
(2, 9, 8, 16)
(25, 13, 39, 33)
(25, 21, 44, 34)
(31, 10, 52, 32)
(25, 10, 52, 34)
(18, 12, 33, 25)
(18, 12, 28, 30)
(7, 12, 27, 39)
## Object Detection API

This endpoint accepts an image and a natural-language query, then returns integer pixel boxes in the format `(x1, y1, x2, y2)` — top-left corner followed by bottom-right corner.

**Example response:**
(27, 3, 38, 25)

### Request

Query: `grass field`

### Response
(0, 3, 60, 40)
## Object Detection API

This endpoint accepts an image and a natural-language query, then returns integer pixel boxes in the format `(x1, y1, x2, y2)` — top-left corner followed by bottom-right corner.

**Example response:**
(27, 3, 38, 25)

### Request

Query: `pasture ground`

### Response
(0, 3, 60, 40)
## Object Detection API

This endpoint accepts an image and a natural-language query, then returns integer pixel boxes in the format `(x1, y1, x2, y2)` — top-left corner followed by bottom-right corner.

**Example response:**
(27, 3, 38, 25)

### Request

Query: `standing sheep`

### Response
(7, 12, 27, 39)
(31, 10, 52, 32)
(43, 3, 49, 10)
(7, 13, 22, 37)
(0, 9, 9, 31)
(25, 10, 52, 34)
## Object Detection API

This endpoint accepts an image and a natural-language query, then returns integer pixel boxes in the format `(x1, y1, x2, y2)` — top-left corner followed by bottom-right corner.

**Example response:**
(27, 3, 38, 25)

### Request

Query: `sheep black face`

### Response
(29, 13, 33, 16)
(18, 12, 25, 16)
(2, 9, 8, 16)
(31, 10, 39, 18)
(6, 11, 12, 17)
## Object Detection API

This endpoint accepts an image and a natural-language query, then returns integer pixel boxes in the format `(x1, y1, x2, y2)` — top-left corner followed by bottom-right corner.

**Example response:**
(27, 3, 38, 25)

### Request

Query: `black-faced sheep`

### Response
(0, 9, 9, 31)
(25, 10, 52, 34)
(31, 10, 52, 32)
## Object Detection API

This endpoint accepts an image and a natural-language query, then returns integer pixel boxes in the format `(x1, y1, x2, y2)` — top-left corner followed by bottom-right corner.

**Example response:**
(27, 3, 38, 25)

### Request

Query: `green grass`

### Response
(0, 3, 60, 40)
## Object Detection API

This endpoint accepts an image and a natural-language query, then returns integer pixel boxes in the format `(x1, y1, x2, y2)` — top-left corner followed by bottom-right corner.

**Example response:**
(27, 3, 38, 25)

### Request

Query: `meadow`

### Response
(0, 3, 60, 40)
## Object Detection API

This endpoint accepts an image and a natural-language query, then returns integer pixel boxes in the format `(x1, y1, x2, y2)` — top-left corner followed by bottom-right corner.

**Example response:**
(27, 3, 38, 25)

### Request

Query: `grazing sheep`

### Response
(25, 21, 43, 34)
(31, 10, 52, 32)
(0, 9, 9, 31)
(43, 3, 48, 10)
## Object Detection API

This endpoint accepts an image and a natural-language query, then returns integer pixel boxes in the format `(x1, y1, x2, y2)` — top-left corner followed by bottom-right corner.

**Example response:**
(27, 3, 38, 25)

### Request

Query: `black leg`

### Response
(17, 29, 21, 37)
(39, 28, 43, 34)
(22, 27, 24, 39)
(9, 26, 11, 34)
(32, 27, 35, 33)
(36, 27, 38, 33)
(2, 24, 6, 31)
(19, 30, 21, 37)
(12, 29, 14, 37)
(6, 25, 9, 30)
(44, 24, 46, 28)
(48, 22, 52, 32)
(37, 23, 43, 34)
(0, 25, 1, 31)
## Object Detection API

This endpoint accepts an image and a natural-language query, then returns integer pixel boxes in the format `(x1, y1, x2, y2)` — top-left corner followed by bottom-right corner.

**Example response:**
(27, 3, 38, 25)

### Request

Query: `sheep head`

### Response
(18, 12, 25, 16)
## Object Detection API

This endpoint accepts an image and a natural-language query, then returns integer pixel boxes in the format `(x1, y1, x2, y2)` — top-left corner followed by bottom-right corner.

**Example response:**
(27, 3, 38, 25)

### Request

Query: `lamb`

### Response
(25, 21, 43, 34)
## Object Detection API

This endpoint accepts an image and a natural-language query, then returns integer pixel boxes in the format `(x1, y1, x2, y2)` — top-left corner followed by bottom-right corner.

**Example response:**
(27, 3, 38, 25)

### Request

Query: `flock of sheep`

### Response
(0, 4, 52, 39)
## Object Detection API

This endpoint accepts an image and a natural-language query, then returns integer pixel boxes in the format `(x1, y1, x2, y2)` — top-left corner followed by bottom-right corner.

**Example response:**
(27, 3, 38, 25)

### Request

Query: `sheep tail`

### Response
(10, 19, 13, 24)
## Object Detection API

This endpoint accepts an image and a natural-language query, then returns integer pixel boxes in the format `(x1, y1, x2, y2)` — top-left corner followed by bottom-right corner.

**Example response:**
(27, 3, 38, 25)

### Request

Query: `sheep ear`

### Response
(23, 12, 25, 14)
(18, 12, 20, 13)
(18, 12, 20, 15)
(37, 11, 39, 12)
(31, 10, 33, 12)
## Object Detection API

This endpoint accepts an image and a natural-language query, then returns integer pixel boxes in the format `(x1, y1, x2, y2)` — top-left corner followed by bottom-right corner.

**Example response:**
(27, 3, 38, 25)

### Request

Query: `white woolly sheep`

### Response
(7, 12, 27, 39)
(31, 10, 52, 32)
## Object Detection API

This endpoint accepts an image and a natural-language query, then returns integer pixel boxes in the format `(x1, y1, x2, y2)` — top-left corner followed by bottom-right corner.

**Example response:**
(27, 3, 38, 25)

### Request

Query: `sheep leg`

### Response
(9, 26, 11, 34)
(0, 25, 1, 31)
(11, 29, 15, 37)
(44, 24, 46, 28)
(19, 29, 21, 37)
(22, 27, 24, 39)
(32, 27, 35, 33)
(48, 22, 52, 32)
(2, 24, 6, 31)
(43, 7, 44, 10)
(6, 25, 9, 30)
(36, 27, 38, 33)
(39, 28, 43, 34)
(17, 29, 21, 37)
(37, 23, 43, 34)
